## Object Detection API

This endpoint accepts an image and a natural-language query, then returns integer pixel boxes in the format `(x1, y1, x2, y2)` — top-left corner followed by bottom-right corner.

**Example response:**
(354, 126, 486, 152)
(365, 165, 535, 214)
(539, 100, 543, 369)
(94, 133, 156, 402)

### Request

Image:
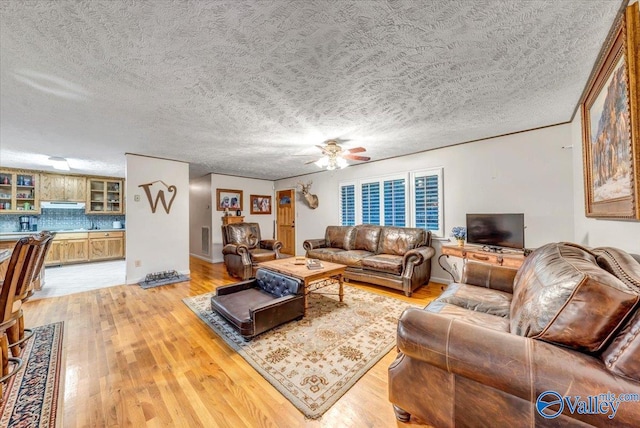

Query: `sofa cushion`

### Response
(510, 242, 639, 352)
(325, 226, 355, 250)
(425, 301, 510, 332)
(255, 268, 301, 297)
(331, 250, 373, 267)
(225, 223, 261, 249)
(306, 247, 345, 261)
(378, 227, 427, 256)
(361, 254, 404, 275)
(353, 225, 382, 252)
(436, 283, 512, 318)
(211, 288, 275, 336)
(249, 248, 277, 263)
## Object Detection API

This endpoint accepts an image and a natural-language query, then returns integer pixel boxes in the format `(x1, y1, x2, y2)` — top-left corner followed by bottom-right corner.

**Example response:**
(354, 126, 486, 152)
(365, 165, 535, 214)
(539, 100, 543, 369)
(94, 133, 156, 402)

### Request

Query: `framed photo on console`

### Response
(250, 195, 272, 214)
(216, 188, 243, 211)
(581, 3, 639, 219)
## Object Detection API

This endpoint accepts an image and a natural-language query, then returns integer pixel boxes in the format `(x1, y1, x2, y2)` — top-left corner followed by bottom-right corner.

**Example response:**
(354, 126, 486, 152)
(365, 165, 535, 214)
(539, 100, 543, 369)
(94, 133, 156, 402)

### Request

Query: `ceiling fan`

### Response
(306, 140, 371, 170)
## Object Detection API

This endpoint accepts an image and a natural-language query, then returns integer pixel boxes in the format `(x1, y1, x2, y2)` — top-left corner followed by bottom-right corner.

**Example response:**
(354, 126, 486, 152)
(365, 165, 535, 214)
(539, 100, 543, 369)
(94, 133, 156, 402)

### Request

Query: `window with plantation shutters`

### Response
(411, 168, 443, 237)
(361, 181, 380, 225)
(338, 169, 442, 234)
(339, 183, 355, 226)
(383, 178, 406, 226)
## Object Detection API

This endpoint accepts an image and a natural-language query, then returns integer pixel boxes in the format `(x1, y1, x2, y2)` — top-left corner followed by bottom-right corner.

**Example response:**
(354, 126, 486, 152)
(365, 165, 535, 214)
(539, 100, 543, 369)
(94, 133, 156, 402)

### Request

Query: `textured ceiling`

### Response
(0, 0, 625, 180)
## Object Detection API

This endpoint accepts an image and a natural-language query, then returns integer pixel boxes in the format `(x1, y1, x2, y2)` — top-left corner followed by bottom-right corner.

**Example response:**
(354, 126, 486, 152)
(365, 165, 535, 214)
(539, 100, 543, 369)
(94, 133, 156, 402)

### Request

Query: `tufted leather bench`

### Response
(211, 268, 304, 339)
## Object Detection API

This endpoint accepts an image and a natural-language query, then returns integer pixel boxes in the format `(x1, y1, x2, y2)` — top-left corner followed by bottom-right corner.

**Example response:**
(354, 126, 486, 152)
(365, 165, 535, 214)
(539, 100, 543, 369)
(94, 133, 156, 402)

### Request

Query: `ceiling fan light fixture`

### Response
(315, 156, 329, 168)
(337, 157, 348, 168)
(48, 156, 70, 171)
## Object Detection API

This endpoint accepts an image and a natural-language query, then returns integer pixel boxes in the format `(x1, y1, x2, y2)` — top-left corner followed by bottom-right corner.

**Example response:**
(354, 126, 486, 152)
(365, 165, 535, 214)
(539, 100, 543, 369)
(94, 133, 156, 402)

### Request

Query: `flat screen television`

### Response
(466, 213, 525, 250)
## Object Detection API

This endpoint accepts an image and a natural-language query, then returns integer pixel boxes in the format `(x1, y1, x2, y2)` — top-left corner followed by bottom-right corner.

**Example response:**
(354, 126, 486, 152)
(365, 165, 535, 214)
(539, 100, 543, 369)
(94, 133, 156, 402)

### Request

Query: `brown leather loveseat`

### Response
(303, 225, 435, 296)
(389, 242, 640, 427)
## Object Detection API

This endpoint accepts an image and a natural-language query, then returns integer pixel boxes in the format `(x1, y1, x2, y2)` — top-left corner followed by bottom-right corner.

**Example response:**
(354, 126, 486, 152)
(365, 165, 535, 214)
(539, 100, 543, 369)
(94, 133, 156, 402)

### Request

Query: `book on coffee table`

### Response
(306, 259, 323, 270)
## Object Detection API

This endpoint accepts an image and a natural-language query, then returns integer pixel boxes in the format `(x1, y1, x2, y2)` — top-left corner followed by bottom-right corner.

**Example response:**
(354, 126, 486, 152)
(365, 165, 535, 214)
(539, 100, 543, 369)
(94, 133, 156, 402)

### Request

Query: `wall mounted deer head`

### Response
(298, 181, 319, 209)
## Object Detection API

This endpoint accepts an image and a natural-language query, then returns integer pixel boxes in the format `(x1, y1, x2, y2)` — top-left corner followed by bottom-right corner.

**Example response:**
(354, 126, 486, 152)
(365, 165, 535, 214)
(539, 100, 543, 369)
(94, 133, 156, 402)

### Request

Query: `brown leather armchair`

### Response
(211, 268, 304, 339)
(221, 222, 283, 280)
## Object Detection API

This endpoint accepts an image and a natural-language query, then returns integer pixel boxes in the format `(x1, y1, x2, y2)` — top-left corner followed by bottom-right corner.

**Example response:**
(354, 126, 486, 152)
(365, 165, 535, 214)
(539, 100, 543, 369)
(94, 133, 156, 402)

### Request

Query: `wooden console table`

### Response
(439, 243, 525, 282)
(221, 215, 244, 225)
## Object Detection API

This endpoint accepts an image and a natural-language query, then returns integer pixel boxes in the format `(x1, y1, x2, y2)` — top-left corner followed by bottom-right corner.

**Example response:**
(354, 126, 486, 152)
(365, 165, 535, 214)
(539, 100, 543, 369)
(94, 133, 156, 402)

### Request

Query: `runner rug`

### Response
(0, 322, 64, 428)
(183, 284, 416, 419)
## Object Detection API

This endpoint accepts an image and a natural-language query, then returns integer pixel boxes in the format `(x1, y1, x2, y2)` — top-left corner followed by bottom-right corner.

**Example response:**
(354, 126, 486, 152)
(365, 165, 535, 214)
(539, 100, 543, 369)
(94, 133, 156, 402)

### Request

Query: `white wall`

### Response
(189, 174, 213, 261)
(571, 114, 640, 253)
(125, 154, 190, 283)
(276, 124, 576, 283)
(210, 174, 275, 263)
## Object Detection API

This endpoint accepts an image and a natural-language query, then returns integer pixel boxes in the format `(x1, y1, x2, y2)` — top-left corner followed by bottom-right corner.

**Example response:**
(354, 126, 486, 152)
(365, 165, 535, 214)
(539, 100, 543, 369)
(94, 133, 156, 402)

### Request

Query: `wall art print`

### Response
(250, 194, 271, 214)
(216, 188, 243, 211)
(582, 3, 639, 219)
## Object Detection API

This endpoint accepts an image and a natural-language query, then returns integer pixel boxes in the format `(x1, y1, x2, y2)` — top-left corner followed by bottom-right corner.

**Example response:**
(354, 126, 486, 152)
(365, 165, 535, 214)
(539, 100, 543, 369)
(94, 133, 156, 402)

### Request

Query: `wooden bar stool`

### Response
(5, 232, 54, 357)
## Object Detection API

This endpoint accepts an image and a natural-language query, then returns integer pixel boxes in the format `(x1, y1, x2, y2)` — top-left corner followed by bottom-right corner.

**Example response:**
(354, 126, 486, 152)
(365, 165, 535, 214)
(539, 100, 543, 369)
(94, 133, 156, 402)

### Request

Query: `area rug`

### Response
(183, 284, 417, 419)
(0, 322, 64, 428)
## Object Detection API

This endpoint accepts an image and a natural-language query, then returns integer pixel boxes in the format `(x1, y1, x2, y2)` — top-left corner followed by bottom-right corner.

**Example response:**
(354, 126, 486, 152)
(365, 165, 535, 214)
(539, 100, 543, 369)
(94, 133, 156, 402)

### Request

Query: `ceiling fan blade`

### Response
(305, 158, 321, 165)
(346, 147, 366, 154)
(343, 154, 370, 161)
(316, 145, 329, 153)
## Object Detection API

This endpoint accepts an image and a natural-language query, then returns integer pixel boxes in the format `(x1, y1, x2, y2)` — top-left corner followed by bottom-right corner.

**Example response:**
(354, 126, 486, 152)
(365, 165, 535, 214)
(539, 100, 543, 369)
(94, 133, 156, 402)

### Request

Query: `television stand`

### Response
(439, 243, 525, 281)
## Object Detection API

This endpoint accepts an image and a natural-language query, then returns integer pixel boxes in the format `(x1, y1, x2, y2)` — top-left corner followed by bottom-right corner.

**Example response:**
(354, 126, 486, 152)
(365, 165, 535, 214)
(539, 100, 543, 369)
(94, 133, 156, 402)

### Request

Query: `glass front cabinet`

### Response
(87, 178, 123, 214)
(0, 170, 40, 214)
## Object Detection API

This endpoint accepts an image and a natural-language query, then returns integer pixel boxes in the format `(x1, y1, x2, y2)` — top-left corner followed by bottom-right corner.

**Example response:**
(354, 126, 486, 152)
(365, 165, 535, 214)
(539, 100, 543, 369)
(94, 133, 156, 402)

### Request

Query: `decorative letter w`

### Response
(138, 180, 177, 214)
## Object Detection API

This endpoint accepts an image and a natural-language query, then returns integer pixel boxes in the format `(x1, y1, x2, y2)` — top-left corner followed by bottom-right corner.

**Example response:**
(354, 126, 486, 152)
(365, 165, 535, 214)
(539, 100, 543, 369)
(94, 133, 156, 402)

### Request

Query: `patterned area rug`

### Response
(183, 284, 416, 419)
(0, 322, 64, 428)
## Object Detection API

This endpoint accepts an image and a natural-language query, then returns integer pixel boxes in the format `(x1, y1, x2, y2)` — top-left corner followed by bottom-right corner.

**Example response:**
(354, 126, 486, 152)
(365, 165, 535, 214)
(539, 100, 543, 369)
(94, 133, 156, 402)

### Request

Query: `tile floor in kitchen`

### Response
(35, 259, 126, 299)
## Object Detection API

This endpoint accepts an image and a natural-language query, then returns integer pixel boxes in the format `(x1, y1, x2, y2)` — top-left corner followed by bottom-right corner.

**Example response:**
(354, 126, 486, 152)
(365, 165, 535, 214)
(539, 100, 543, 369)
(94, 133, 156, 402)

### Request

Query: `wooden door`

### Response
(64, 239, 89, 263)
(45, 241, 63, 265)
(40, 174, 65, 200)
(65, 176, 86, 201)
(276, 189, 295, 255)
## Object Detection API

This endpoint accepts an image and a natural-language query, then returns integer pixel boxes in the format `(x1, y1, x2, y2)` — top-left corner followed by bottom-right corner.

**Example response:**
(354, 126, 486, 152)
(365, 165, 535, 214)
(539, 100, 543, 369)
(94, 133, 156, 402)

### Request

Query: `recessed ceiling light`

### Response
(48, 156, 70, 171)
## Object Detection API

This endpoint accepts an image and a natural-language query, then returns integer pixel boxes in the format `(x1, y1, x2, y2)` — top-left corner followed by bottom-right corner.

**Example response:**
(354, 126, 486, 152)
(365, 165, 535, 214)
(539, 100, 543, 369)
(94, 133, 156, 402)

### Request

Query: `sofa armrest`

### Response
(215, 279, 257, 296)
(303, 239, 327, 251)
(403, 246, 436, 268)
(461, 261, 517, 293)
(260, 239, 283, 251)
(250, 295, 305, 335)
(222, 243, 249, 256)
(395, 308, 640, 422)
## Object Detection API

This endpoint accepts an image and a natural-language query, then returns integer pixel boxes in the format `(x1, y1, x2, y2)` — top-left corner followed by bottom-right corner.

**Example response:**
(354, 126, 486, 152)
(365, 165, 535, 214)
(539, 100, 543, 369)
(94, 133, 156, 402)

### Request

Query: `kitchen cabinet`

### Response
(89, 231, 125, 261)
(87, 178, 123, 214)
(0, 169, 40, 214)
(40, 173, 86, 202)
(44, 232, 89, 266)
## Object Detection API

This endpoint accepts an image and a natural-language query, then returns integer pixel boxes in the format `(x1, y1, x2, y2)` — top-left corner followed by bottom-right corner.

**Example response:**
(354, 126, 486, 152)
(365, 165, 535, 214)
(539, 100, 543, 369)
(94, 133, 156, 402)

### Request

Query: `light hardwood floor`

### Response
(23, 257, 441, 427)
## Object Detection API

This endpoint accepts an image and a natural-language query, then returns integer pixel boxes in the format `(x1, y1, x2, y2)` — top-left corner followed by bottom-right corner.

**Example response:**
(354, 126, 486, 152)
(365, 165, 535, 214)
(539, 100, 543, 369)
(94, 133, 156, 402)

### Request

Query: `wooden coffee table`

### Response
(257, 258, 347, 313)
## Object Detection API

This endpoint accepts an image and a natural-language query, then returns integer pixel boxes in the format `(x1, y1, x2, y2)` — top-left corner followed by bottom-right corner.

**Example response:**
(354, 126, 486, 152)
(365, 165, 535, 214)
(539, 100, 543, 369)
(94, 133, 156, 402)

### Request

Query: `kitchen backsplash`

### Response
(0, 208, 125, 233)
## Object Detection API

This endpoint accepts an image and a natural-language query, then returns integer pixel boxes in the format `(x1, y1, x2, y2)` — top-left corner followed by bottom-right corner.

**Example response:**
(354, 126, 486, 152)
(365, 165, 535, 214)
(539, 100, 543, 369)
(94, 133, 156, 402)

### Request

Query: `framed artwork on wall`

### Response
(216, 188, 243, 211)
(581, 3, 639, 219)
(250, 194, 272, 214)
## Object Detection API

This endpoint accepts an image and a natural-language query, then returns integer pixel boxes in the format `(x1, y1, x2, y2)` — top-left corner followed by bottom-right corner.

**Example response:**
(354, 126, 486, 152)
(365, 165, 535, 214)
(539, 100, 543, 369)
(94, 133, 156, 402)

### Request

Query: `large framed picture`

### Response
(581, 3, 639, 219)
(216, 188, 243, 211)
(250, 194, 272, 214)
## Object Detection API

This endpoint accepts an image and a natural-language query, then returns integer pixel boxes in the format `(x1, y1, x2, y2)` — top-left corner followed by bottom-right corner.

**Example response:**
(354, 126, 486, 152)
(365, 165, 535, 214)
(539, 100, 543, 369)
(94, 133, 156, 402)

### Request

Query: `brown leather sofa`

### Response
(221, 222, 283, 280)
(211, 268, 304, 339)
(389, 242, 640, 427)
(303, 225, 435, 296)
